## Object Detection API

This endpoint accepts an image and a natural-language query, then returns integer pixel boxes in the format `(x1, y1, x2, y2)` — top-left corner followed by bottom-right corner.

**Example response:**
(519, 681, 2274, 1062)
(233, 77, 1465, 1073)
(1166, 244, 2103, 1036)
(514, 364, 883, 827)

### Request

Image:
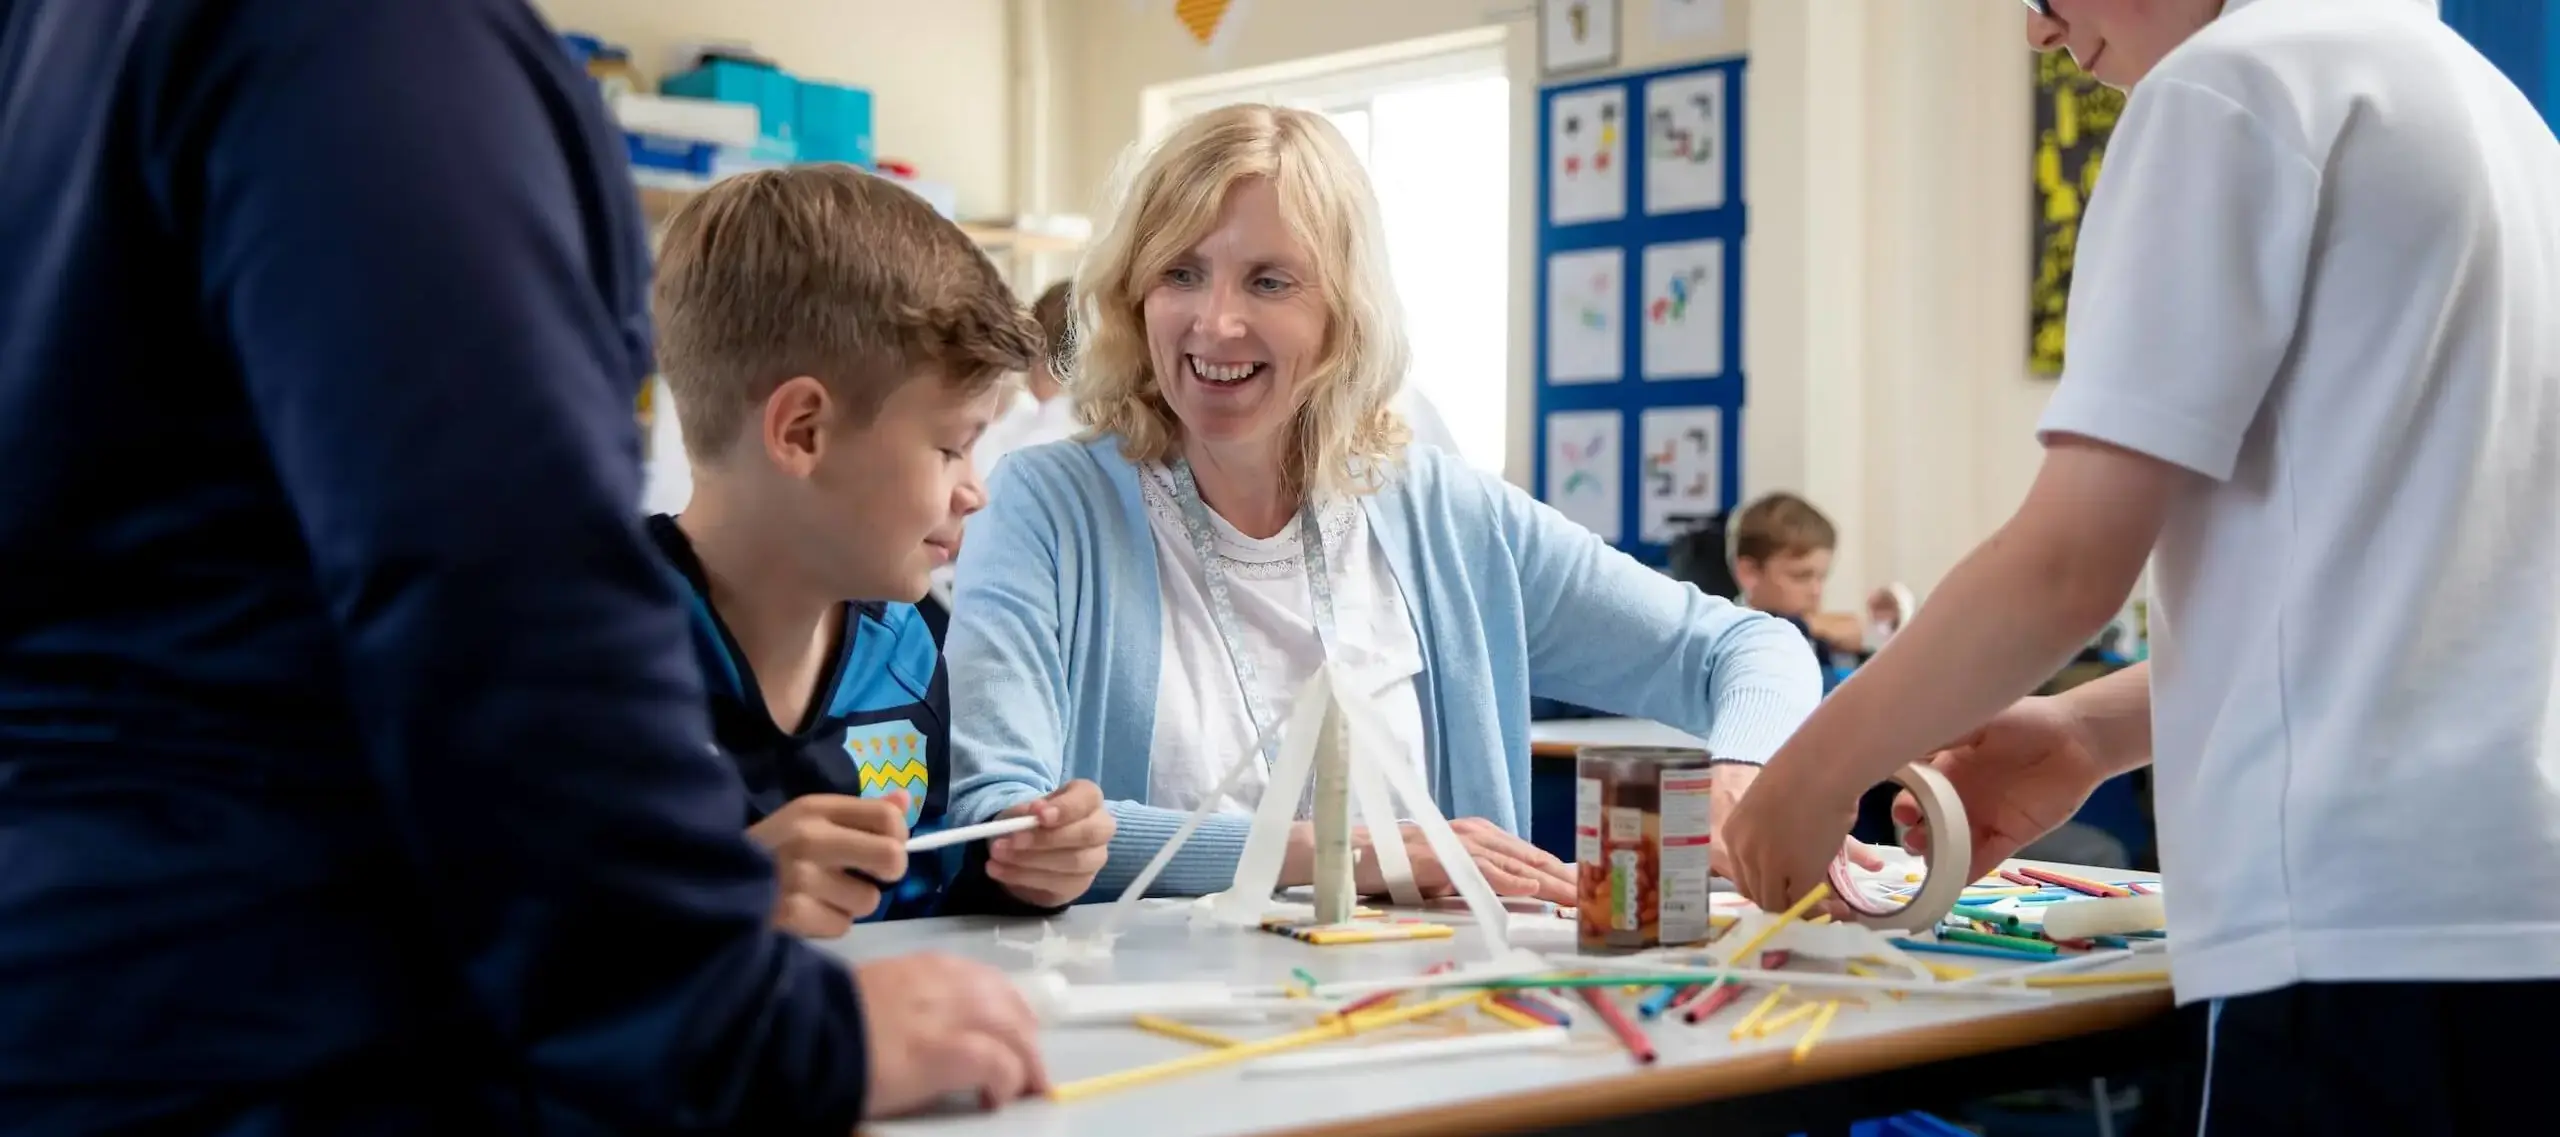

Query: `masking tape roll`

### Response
(1826, 762, 1970, 932)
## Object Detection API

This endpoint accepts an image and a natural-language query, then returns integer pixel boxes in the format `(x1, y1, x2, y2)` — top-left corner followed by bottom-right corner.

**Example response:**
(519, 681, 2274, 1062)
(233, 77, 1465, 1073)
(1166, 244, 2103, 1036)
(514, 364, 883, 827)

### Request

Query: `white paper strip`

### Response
(1207, 668, 1339, 927)
(1094, 712, 1289, 944)
(1348, 725, 1423, 907)
(1331, 668, 1512, 955)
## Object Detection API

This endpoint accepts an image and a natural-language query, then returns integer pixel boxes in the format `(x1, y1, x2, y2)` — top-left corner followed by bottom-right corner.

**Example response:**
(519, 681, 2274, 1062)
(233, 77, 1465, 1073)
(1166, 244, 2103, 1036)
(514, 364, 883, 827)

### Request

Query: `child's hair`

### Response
(1030, 280, 1074, 373)
(653, 164, 1040, 461)
(1731, 492, 1837, 563)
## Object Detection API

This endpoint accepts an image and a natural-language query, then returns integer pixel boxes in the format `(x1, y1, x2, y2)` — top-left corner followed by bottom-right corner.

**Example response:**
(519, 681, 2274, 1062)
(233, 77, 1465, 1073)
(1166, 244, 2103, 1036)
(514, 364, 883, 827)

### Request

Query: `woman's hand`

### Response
(1290, 818, 1576, 905)
(1709, 762, 1881, 888)
(984, 780, 1114, 907)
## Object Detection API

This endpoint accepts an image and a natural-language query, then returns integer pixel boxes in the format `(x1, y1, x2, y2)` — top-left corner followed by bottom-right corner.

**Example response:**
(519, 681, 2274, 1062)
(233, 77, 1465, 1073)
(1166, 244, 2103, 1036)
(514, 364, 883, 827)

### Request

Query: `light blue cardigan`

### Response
(944, 436, 1821, 899)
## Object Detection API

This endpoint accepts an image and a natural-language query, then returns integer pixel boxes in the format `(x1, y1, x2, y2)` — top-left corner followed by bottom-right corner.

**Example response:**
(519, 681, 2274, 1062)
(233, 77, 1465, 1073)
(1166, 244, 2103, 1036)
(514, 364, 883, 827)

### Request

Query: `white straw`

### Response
(906, 815, 1039, 853)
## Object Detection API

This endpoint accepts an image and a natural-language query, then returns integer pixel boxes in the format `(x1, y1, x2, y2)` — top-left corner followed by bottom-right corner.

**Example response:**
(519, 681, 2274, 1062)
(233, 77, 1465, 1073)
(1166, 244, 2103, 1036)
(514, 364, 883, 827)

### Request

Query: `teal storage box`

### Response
(797, 80, 875, 168)
(661, 58, 798, 163)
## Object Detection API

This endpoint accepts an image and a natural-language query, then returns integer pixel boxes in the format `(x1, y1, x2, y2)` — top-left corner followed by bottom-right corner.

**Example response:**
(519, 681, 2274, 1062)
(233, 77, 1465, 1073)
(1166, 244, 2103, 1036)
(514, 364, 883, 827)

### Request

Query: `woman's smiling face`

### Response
(1141, 178, 1329, 460)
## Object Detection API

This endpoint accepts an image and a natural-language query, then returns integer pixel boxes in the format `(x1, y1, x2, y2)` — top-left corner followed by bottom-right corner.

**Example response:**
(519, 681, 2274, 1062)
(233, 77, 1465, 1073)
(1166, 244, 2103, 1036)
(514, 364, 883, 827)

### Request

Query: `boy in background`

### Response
(652, 167, 1113, 936)
(1729, 492, 1905, 671)
(1730, 491, 1905, 842)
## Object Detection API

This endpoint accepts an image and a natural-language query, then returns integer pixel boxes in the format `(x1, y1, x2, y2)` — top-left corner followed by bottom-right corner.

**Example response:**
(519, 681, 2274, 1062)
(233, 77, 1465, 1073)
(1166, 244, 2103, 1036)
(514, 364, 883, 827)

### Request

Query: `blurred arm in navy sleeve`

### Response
(163, 0, 865, 1129)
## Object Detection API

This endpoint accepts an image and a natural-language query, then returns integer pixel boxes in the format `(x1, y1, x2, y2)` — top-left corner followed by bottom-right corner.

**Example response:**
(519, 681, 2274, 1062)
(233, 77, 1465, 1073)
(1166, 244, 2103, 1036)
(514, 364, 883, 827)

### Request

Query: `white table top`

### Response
(1528, 717, 1709, 754)
(815, 862, 2172, 1137)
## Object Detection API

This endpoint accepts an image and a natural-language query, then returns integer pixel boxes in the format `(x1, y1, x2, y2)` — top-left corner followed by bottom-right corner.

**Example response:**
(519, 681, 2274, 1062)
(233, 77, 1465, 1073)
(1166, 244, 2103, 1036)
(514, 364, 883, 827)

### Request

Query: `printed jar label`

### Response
(1607, 806, 1643, 844)
(1575, 777, 1603, 864)
(1658, 770, 1715, 944)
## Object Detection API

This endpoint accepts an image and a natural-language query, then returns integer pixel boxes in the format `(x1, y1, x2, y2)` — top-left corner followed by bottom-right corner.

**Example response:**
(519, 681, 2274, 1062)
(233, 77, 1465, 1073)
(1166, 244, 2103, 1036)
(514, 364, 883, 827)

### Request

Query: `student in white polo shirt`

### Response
(1719, 0, 2560, 1130)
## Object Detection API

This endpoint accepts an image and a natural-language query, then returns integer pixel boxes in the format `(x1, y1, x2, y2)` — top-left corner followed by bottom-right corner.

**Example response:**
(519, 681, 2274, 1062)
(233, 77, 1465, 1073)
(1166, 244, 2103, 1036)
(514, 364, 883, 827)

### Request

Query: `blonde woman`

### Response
(942, 105, 1823, 902)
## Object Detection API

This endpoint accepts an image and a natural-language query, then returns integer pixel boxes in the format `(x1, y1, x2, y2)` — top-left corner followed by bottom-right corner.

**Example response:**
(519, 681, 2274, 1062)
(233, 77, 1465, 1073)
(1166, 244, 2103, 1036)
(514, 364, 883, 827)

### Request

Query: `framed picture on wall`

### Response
(1539, 0, 1619, 77)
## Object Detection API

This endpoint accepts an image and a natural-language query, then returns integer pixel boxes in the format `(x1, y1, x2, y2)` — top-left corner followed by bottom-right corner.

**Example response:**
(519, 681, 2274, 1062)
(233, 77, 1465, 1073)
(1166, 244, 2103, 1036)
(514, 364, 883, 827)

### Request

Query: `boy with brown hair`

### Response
(653, 165, 1112, 933)
(1730, 492, 1903, 661)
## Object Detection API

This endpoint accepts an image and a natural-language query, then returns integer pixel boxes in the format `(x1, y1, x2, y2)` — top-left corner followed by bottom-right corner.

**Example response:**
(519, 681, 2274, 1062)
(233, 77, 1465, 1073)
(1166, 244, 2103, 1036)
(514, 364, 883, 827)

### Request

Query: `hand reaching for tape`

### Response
(747, 791, 910, 938)
(1715, 762, 1883, 918)
(1897, 696, 2110, 883)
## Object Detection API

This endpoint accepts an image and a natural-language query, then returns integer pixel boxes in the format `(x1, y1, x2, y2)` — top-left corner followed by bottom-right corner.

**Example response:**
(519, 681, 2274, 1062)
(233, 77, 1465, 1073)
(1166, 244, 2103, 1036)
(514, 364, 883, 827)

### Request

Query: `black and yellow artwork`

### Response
(2029, 51, 2126, 378)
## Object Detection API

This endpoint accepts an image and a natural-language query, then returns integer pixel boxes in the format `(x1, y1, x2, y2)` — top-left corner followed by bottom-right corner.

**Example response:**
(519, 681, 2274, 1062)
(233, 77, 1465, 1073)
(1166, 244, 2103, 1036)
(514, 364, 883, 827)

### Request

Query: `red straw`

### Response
(1679, 983, 1748, 1023)
(1675, 950, 1792, 1024)
(1579, 988, 1657, 1064)
(1999, 869, 2041, 887)
(1337, 960, 1455, 1017)
(2016, 866, 2130, 897)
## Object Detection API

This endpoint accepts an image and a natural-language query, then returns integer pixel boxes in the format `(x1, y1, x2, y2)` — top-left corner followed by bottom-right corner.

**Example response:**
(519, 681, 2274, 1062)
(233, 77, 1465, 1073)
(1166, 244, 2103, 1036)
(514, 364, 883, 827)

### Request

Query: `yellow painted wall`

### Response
(530, 0, 1018, 219)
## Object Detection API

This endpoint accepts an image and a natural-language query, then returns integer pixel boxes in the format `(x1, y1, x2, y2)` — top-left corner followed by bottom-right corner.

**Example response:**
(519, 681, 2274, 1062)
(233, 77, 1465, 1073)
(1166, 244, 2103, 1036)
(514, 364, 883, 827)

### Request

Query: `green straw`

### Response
(1950, 903, 2022, 931)
(1939, 927, 2058, 955)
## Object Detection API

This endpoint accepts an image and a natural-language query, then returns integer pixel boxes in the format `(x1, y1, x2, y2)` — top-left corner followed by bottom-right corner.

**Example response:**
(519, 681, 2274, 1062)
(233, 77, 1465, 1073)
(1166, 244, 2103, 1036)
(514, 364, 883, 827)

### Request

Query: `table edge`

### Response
(1199, 989, 2168, 1137)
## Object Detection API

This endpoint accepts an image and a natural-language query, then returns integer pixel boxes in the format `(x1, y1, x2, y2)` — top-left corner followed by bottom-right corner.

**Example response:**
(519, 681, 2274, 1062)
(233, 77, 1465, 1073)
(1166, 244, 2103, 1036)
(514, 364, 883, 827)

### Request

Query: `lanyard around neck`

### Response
(1167, 458, 1339, 770)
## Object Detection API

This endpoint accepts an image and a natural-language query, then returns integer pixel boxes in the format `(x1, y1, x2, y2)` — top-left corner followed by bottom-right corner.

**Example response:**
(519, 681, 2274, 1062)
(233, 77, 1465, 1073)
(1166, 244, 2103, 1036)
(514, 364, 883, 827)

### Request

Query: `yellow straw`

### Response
(1754, 1001, 1820, 1038)
(1050, 989, 1484, 1103)
(1728, 983, 1792, 1040)
(1843, 962, 1905, 1001)
(1131, 1015, 1240, 1049)
(1726, 883, 1832, 965)
(2023, 969, 2171, 988)
(1790, 1001, 1841, 1063)
(1475, 994, 1546, 1031)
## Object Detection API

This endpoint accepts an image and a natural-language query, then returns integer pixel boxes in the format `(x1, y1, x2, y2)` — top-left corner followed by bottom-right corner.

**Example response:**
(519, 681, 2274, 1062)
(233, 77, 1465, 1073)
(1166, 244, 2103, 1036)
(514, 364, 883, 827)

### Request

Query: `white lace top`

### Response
(1134, 462, 1431, 819)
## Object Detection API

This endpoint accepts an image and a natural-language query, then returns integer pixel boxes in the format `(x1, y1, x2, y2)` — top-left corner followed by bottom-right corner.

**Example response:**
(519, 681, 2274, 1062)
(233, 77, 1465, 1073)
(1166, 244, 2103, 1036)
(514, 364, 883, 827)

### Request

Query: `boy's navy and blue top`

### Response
(644, 515, 1044, 921)
(1, 1, 871, 1134)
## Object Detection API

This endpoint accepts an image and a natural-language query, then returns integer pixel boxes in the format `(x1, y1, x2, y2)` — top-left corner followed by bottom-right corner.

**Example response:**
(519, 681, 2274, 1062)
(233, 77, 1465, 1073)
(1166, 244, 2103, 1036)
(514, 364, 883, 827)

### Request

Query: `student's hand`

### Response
(853, 951, 1048, 1118)
(985, 780, 1114, 907)
(1314, 818, 1577, 906)
(1709, 762, 1882, 886)
(1717, 758, 1870, 918)
(747, 792, 910, 938)
(1866, 586, 1904, 631)
(1896, 696, 2111, 882)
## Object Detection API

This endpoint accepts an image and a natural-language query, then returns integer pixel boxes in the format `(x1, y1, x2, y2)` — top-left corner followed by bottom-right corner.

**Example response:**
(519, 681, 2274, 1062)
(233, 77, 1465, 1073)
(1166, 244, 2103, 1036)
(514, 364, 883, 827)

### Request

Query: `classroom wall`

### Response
(530, 0, 1018, 219)
(1059, 0, 1753, 504)
(1062, 0, 2056, 605)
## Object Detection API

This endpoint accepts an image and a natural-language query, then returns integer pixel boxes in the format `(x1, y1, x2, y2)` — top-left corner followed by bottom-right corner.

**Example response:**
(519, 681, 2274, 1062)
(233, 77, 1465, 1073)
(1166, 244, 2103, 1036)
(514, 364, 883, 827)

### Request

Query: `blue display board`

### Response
(2442, 0, 2553, 129)
(1531, 57, 1746, 566)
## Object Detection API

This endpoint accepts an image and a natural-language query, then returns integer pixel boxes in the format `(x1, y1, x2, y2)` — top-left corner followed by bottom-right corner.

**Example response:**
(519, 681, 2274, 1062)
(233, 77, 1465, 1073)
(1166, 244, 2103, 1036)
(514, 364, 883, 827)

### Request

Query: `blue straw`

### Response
(1635, 985, 1687, 1019)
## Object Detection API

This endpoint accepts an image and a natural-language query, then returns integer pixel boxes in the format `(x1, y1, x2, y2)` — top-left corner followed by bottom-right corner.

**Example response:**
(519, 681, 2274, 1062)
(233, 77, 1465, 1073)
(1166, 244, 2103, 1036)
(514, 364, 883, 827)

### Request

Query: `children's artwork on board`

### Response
(1545, 247, 1624, 384)
(1544, 410, 1622, 543)
(1644, 70, 1727, 215)
(1639, 239, 1724, 379)
(1539, 0, 1619, 76)
(1639, 406, 1722, 544)
(1547, 86, 1627, 226)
